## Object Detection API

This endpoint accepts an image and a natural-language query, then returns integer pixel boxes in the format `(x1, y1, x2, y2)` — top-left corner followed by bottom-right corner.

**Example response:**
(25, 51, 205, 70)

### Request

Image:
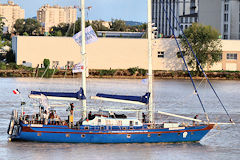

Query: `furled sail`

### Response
(91, 92, 150, 105)
(29, 87, 86, 101)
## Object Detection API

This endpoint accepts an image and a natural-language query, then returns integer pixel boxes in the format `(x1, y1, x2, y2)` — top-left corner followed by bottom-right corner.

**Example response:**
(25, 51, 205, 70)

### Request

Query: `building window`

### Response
(224, 35, 228, 39)
(180, 25, 183, 30)
(194, 17, 197, 22)
(185, 25, 188, 30)
(185, 17, 188, 23)
(224, 14, 228, 22)
(180, 17, 183, 23)
(227, 53, 237, 60)
(224, 4, 229, 11)
(158, 51, 164, 58)
(224, 24, 228, 33)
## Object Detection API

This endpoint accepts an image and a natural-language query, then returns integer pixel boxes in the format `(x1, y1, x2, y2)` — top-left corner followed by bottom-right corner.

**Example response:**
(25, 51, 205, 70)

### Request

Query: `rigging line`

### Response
(165, 1, 232, 121)
(160, 1, 207, 117)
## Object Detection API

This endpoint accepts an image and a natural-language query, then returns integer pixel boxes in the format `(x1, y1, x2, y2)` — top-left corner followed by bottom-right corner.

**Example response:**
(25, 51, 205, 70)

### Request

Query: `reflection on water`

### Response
(0, 78, 240, 160)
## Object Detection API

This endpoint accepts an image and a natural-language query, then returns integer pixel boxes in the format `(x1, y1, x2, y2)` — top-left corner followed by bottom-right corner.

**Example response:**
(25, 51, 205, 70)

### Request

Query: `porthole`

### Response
(127, 134, 131, 138)
(178, 133, 181, 136)
(122, 127, 126, 130)
(37, 133, 41, 136)
(158, 134, 161, 137)
(81, 134, 85, 138)
(100, 126, 104, 130)
(147, 134, 151, 137)
(129, 127, 134, 130)
(191, 132, 194, 135)
(84, 126, 89, 130)
(66, 134, 70, 137)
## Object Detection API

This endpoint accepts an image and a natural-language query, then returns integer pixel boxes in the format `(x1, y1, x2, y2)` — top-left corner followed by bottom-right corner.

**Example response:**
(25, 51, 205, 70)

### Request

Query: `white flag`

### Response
(72, 63, 84, 73)
(73, 26, 98, 46)
(40, 94, 49, 113)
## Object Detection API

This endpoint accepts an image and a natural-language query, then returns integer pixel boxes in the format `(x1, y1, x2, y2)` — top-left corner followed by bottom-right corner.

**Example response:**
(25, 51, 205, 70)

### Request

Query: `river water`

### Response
(0, 78, 239, 160)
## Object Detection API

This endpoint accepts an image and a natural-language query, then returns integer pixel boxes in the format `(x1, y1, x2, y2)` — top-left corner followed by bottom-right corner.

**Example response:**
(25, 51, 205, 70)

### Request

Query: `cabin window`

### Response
(127, 134, 131, 138)
(98, 119, 101, 123)
(227, 53, 237, 60)
(158, 51, 164, 58)
(81, 134, 85, 138)
(22, 61, 26, 63)
(147, 134, 151, 138)
(66, 134, 70, 137)
(100, 126, 104, 130)
(135, 121, 138, 125)
(84, 126, 89, 130)
(129, 127, 134, 130)
(122, 127, 126, 130)
(129, 121, 133, 126)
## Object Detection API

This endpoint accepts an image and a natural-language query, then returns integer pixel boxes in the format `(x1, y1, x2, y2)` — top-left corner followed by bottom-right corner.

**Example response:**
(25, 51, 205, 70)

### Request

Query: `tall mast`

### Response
(81, 0, 87, 119)
(147, 0, 154, 123)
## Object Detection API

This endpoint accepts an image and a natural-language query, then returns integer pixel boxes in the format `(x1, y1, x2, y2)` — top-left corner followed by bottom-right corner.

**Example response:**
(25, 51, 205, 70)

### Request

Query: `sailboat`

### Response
(7, 0, 234, 143)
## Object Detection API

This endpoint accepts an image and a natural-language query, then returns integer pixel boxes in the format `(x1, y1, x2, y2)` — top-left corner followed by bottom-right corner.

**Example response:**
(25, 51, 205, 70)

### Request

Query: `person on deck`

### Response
(68, 103, 74, 127)
(142, 113, 146, 123)
(193, 115, 198, 126)
(88, 111, 92, 120)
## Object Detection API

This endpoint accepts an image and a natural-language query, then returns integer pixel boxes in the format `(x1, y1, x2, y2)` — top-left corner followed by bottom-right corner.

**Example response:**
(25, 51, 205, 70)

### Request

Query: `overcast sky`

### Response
(2, 0, 147, 22)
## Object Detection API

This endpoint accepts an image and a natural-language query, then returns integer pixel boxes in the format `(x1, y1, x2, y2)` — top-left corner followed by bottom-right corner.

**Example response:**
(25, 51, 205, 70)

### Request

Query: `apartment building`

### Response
(37, 4, 77, 34)
(0, 1, 24, 32)
(152, 0, 199, 37)
(198, 0, 240, 40)
(152, 0, 180, 38)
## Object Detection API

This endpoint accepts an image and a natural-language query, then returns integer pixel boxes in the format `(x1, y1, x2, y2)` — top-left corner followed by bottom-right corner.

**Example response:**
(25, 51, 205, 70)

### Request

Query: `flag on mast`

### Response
(73, 26, 98, 46)
(13, 89, 20, 94)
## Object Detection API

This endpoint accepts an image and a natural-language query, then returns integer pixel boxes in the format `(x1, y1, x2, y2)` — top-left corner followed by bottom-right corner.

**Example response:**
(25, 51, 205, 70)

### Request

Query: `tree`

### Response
(6, 49, 15, 63)
(14, 19, 25, 35)
(180, 23, 222, 75)
(43, 59, 50, 68)
(111, 19, 127, 31)
(24, 18, 41, 36)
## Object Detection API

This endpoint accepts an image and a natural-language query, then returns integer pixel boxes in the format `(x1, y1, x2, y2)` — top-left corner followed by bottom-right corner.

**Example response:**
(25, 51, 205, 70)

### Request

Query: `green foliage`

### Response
(14, 18, 41, 36)
(0, 62, 6, 70)
(23, 32, 29, 36)
(111, 19, 127, 31)
(7, 63, 18, 69)
(128, 67, 139, 75)
(43, 59, 50, 68)
(99, 69, 116, 76)
(6, 49, 15, 63)
(14, 19, 25, 35)
(180, 23, 222, 75)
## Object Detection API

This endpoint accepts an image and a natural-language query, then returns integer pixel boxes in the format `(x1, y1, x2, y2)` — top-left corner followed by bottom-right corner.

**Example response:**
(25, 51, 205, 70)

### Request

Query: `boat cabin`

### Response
(82, 115, 143, 127)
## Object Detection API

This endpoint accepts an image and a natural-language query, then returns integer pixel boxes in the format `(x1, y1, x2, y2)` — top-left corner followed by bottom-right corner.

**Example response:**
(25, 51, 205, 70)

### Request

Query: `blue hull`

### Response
(11, 124, 215, 143)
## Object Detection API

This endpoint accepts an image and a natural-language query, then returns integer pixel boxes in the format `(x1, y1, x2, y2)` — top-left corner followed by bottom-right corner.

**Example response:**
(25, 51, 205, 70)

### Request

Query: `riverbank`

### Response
(1, 66, 240, 80)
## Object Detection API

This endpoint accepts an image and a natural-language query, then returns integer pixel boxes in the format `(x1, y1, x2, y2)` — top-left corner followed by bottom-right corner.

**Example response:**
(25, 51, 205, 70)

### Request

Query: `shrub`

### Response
(43, 59, 50, 68)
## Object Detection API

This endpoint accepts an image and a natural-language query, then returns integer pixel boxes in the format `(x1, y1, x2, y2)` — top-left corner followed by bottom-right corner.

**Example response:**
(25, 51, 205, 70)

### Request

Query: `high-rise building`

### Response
(199, 0, 240, 40)
(152, 0, 199, 37)
(179, 0, 199, 30)
(37, 4, 77, 33)
(152, 0, 180, 38)
(0, 1, 24, 32)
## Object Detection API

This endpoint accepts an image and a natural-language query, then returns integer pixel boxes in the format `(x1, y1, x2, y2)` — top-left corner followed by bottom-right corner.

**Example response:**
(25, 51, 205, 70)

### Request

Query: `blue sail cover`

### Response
(96, 92, 150, 104)
(30, 87, 86, 100)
